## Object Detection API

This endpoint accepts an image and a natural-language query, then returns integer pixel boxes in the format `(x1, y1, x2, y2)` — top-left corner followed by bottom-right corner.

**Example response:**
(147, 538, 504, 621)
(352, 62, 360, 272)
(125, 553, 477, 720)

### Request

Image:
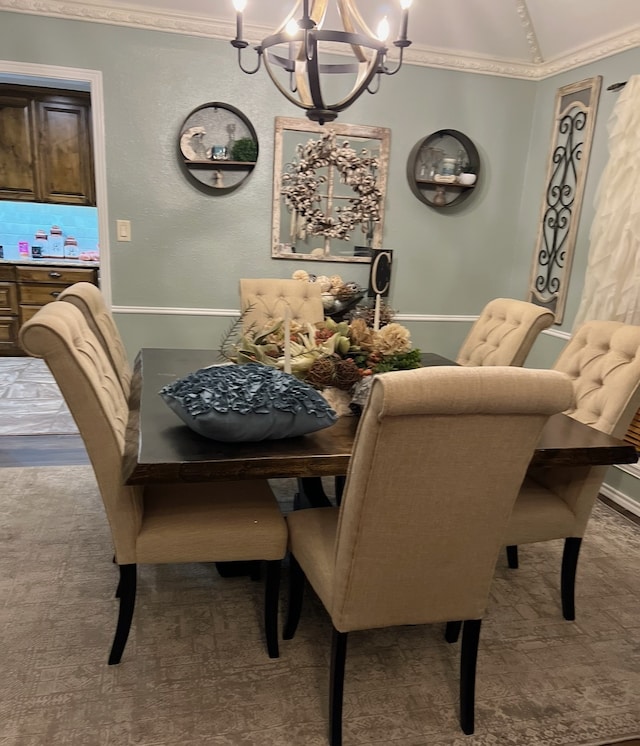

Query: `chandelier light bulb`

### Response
(376, 16, 390, 42)
(232, 0, 246, 11)
(285, 18, 299, 37)
(400, 0, 412, 9)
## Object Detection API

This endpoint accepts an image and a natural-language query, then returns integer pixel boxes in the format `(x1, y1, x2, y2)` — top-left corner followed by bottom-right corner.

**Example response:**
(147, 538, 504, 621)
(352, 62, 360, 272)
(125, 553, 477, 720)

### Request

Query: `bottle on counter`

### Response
(47, 226, 64, 258)
(32, 229, 48, 258)
(63, 236, 80, 259)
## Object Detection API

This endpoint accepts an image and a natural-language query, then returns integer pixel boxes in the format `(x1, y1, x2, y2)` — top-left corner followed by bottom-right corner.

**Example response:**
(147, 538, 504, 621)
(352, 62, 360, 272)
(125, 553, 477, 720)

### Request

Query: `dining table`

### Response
(123, 348, 639, 507)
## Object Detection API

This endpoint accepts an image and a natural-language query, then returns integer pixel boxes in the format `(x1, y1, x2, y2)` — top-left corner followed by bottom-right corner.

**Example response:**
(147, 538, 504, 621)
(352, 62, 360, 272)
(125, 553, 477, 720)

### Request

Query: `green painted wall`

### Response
(2, 10, 639, 506)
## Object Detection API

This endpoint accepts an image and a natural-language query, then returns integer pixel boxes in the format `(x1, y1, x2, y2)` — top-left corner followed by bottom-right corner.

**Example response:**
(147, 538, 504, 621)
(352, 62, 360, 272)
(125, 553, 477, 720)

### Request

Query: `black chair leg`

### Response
(459, 619, 481, 735)
(264, 560, 281, 659)
(334, 475, 346, 506)
(329, 628, 348, 746)
(109, 563, 137, 665)
(283, 554, 305, 639)
(445, 621, 462, 643)
(506, 545, 519, 568)
(561, 537, 582, 621)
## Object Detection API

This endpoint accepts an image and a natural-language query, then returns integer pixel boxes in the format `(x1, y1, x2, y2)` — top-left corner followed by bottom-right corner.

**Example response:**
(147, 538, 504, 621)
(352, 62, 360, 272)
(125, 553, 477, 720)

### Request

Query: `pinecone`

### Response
(333, 358, 362, 390)
(305, 356, 337, 389)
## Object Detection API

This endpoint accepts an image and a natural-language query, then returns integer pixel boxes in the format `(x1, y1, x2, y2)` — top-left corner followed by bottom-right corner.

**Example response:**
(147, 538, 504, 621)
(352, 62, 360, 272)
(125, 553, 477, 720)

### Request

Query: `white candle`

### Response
(284, 307, 292, 374)
(373, 294, 381, 332)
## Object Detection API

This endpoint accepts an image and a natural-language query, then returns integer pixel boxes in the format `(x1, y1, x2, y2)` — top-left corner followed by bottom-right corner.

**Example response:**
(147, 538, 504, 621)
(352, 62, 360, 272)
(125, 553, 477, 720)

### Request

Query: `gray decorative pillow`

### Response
(159, 363, 338, 442)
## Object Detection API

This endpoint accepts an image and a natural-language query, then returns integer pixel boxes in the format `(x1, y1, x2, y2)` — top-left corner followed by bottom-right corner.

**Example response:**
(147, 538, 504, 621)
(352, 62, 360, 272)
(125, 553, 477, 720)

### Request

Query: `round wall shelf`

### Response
(178, 102, 258, 194)
(407, 129, 480, 209)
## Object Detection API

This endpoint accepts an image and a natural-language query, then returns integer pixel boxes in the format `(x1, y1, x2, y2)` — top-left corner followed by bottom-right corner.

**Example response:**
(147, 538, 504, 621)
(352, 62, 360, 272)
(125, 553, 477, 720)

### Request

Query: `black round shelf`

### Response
(407, 129, 480, 209)
(178, 102, 258, 194)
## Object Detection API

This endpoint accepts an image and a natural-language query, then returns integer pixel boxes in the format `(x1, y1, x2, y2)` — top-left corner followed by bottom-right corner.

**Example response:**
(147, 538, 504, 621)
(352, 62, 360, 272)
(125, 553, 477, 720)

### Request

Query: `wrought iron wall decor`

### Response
(527, 77, 602, 324)
(272, 117, 390, 263)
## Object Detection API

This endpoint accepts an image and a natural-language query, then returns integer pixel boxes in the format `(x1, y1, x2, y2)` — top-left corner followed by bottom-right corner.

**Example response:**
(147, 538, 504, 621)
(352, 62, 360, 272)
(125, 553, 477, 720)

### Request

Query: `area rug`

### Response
(1, 466, 639, 746)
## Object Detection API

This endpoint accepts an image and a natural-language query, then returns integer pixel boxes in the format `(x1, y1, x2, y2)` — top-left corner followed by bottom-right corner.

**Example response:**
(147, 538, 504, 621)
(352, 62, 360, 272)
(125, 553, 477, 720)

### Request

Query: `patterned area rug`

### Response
(1, 466, 639, 745)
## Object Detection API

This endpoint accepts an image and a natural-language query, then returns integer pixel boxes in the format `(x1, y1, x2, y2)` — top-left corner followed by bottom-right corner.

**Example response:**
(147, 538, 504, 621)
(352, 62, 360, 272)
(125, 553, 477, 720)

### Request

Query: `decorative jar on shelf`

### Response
(458, 173, 477, 186)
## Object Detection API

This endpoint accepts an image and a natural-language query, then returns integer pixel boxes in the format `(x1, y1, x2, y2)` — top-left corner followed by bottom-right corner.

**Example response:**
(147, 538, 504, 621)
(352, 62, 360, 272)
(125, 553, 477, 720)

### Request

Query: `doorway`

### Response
(0, 60, 111, 304)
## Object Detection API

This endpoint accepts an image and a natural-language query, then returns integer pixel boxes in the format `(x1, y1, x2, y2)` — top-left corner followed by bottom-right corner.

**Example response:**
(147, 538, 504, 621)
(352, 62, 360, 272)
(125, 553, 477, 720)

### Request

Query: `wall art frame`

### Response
(271, 117, 390, 263)
(527, 76, 602, 324)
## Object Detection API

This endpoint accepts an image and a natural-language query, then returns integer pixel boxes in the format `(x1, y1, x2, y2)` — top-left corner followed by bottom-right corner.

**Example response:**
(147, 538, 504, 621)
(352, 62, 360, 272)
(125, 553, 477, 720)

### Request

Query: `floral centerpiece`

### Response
(221, 271, 420, 415)
(228, 316, 420, 390)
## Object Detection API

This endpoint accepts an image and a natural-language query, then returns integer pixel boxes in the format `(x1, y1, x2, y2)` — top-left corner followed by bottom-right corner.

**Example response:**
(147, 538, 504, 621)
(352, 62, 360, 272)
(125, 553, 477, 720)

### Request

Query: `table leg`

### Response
(297, 476, 346, 508)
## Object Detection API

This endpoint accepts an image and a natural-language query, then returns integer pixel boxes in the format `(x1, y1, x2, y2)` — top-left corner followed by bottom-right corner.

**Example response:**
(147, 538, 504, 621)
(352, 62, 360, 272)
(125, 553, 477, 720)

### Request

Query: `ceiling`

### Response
(2, 0, 639, 79)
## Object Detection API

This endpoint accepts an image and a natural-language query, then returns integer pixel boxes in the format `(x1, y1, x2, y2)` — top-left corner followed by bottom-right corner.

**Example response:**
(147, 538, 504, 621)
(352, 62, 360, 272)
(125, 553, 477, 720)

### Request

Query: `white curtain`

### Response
(573, 75, 640, 330)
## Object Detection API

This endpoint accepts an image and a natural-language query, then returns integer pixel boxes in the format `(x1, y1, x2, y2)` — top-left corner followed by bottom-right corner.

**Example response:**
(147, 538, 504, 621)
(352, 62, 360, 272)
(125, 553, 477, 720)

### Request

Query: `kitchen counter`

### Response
(0, 258, 100, 269)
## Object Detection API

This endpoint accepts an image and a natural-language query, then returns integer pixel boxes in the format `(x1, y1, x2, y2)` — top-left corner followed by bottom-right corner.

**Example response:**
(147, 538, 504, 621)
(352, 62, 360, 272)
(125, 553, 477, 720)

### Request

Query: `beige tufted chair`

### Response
(456, 298, 555, 367)
(19, 301, 288, 664)
(506, 320, 640, 620)
(57, 282, 132, 398)
(283, 365, 573, 742)
(239, 278, 324, 333)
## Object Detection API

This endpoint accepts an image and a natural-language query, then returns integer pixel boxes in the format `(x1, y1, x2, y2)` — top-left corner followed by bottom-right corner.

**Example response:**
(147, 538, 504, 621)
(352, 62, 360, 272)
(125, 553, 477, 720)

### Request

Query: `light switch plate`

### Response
(116, 219, 131, 242)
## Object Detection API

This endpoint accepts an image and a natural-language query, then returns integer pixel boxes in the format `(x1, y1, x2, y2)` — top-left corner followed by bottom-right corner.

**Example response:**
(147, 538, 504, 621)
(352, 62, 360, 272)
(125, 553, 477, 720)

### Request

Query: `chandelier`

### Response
(230, 0, 412, 125)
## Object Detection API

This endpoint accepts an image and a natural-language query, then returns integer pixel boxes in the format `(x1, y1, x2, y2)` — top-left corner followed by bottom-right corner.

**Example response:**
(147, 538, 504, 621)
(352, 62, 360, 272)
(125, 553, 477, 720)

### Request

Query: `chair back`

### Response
(553, 320, 640, 439)
(456, 298, 555, 366)
(331, 365, 573, 631)
(57, 282, 132, 398)
(19, 301, 143, 563)
(239, 278, 324, 332)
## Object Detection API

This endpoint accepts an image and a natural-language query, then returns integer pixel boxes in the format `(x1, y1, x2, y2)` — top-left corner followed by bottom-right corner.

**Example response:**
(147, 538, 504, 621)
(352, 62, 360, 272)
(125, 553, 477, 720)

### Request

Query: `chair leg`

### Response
(506, 545, 519, 569)
(108, 564, 137, 665)
(329, 628, 348, 746)
(445, 621, 462, 643)
(459, 619, 482, 735)
(334, 475, 346, 506)
(264, 560, 281, 659)
(561, 537, 582, 621)
(283, 554, 305, 640)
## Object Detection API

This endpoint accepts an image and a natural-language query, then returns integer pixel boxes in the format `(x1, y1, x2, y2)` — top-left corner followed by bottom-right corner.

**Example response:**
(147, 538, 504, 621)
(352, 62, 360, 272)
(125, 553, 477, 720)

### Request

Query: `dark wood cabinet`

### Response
(0, 85, 95, 206)
(0, 262, 99, 355)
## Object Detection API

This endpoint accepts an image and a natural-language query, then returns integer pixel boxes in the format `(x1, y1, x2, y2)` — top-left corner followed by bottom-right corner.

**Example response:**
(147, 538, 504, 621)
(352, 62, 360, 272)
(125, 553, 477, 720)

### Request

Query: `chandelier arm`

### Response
(326, 53, 385, 113)
(379, 46, 406, 76)
(366, 72, 382, 95)
(234, 45, 263, 75)
(263, 53, 313, 111)
(305, 34, 327, 114)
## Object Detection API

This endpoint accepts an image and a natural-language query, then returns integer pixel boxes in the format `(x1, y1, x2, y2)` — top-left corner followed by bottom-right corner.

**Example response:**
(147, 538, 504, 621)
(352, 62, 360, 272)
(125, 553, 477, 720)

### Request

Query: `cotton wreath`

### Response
(281, 130, 382, 241)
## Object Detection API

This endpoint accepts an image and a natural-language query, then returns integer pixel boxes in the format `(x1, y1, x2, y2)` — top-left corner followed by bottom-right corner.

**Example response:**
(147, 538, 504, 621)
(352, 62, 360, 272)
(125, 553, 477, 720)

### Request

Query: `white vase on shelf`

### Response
(458, 173, 477, 186)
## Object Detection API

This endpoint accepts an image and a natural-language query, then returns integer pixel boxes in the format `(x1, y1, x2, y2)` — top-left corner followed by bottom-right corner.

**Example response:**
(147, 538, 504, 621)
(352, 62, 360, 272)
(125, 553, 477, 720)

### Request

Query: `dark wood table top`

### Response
(122, 348, 639, 485)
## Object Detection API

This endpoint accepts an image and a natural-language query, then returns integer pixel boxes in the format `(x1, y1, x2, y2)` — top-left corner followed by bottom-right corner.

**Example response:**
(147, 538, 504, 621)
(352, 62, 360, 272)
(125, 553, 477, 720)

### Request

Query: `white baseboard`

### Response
(600, 482, 640, 518)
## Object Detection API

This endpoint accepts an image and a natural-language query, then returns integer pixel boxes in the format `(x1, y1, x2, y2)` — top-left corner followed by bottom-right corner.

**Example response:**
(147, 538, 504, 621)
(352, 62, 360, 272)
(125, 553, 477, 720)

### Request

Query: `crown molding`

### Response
(0, 0, 638, 80)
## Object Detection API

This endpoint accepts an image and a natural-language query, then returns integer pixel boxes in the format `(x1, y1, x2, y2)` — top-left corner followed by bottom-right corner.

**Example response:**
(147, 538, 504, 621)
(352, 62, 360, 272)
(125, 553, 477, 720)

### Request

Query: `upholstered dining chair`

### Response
(283, 365, 573, 743)
(239, 277, 324, 333)
(456, 297, 555, 367)
(57, 281, 132, 398)
(505, 320, 640, 620)
(19, 301, 288, 664)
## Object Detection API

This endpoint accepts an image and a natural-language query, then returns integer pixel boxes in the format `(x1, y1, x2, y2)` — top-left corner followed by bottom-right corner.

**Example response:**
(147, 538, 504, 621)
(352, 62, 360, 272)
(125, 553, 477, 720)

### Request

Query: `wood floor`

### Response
(0, 433, 88, 467)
